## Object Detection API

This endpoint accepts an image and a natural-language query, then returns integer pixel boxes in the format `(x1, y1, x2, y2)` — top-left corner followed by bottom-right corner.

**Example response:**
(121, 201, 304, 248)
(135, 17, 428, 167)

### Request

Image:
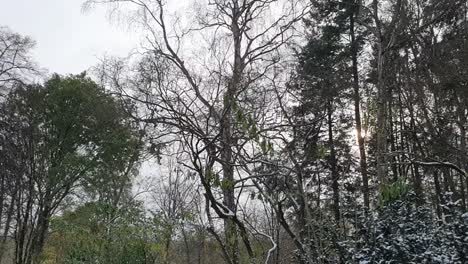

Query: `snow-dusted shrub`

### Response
(341, 193, 468, 263)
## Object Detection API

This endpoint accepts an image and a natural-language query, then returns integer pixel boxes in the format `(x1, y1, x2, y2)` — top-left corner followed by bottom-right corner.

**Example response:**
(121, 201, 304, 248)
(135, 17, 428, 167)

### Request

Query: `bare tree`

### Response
(149, 144, 198, 264)
(85, 0, 307, 262)
(0, 26, 39, 94)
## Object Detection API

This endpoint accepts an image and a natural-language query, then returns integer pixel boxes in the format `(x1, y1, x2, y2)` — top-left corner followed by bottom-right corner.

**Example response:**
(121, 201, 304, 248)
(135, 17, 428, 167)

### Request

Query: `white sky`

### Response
(0, 0, 139, 75)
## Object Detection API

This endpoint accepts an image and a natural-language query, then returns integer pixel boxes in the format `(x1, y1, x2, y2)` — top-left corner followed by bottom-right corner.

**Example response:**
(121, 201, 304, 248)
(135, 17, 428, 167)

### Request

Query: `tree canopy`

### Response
(2, 0, 468, 263)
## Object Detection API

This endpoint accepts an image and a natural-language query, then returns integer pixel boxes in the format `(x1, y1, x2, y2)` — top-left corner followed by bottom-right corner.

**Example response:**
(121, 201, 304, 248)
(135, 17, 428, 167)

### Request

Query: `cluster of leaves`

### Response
(378, 179, 411, 207)
(233, 100, 274, 155)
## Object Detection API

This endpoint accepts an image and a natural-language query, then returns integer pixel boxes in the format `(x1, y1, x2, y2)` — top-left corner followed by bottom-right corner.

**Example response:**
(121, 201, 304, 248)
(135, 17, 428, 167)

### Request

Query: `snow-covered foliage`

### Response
(341, 193, 468, 263)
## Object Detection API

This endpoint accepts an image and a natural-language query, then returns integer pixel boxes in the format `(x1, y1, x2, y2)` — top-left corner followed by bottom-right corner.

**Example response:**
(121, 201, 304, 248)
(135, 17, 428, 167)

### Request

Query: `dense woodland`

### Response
(1, 0, 468, 263)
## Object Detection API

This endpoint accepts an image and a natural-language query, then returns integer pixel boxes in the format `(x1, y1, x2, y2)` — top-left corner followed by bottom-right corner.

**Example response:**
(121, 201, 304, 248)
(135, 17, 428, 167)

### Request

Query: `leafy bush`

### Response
(44, 202, 158, 264)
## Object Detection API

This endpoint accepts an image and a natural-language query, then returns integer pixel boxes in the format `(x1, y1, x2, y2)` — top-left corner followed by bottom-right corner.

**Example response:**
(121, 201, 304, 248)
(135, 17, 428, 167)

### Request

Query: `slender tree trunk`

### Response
(433, 170, 442, 219)
(462, 105, 468, 206)
(433, 170, 446, 218)
(0, 194, 15, 261)
(409, 110, 424, 202)
(327, 102, 340, 222)
(0, 173, 4, 233)
(459, 169, 466, 210)
(388, 88, 399, 182)
(412, 163, 424, 205)
(15, 176, 34, 264)
(350, 3, 370, 209)
(458, 105, 467, 209)
(274, 215, 280, 264)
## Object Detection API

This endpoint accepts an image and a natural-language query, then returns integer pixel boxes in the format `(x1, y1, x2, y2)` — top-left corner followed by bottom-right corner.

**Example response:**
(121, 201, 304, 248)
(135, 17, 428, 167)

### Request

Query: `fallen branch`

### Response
(411, 159, 467, 178)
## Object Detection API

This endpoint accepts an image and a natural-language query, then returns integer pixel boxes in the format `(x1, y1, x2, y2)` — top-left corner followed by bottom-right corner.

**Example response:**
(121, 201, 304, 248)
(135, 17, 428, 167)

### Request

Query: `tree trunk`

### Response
(350, 2, 370, 209)
(373, 0, 389, 184)
(220, 3, 243, 262)
(407, 83, 424, 201)
(327, 103, 340, 222)
(433, 169, 442, 219)
(433, 170, 446, 218)
(458, 105, 467, 209)
(0, 194, 15, 261)
(412, 163, 424, 205)
(388, 88, 399, 182)
(30, 206, 51, 264)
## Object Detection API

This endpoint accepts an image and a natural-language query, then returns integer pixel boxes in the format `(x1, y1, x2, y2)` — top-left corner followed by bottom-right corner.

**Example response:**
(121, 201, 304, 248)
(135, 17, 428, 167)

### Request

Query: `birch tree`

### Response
(84, 0, 307, 263)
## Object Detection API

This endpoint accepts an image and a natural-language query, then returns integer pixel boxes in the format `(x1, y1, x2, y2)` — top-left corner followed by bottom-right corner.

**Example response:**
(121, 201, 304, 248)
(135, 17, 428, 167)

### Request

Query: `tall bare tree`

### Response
(85, 0, 307, 262)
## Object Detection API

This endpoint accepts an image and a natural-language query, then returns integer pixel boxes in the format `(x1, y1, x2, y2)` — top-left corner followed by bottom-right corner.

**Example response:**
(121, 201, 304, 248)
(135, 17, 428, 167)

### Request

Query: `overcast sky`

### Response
(0, 0, 139, 75)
